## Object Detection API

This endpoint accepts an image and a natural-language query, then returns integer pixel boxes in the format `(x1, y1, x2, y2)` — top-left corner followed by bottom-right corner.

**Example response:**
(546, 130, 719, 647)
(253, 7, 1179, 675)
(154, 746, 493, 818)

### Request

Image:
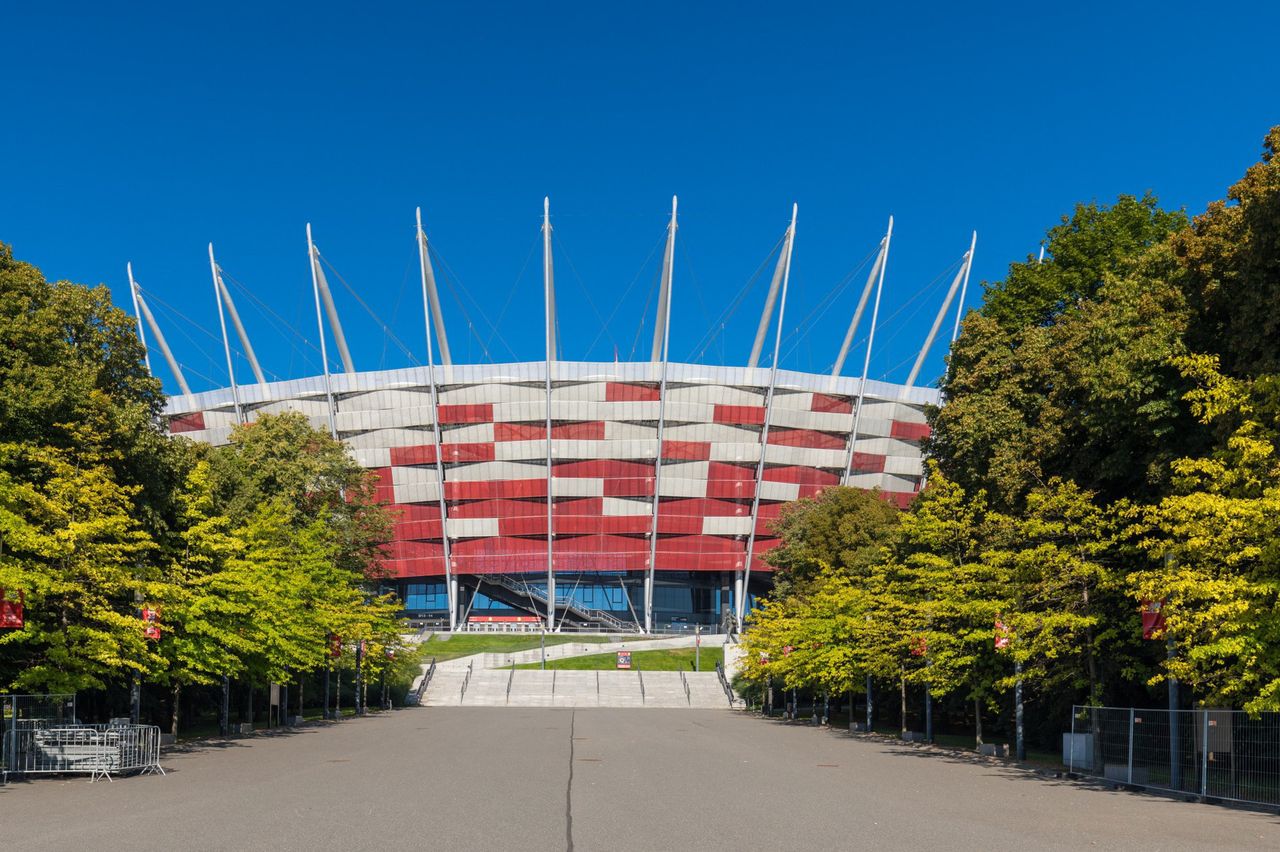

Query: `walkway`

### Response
(2, 710, 1276, 851)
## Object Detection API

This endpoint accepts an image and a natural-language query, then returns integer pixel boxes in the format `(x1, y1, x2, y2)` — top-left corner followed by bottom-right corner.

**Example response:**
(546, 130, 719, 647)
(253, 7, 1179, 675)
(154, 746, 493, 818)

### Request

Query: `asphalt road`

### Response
(3, 709, 1278, 851)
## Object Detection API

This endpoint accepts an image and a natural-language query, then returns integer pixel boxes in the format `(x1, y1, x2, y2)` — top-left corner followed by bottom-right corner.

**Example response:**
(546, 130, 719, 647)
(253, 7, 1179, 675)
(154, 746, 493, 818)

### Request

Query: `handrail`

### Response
(408, 657, 437, 705)
(459, 661, 473, 703)
(638, 671, 645, 705)
(715, 662, 736, 708)
(680, 670, 691, 705)
(506, 664, 515, 705)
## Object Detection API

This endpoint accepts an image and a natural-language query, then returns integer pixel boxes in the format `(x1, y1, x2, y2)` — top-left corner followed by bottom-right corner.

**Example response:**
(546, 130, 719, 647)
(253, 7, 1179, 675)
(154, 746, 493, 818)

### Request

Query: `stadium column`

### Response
(417, 208, 457, 629)
(543, 197, 557, 632)
(645, 196, 678, 634)
(737, 204, 797, 628)
(841, 217, 893, 486)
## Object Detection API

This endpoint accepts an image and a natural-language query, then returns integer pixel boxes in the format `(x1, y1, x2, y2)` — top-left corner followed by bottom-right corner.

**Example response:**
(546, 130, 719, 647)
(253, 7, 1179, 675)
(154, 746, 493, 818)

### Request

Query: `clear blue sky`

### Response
(3, 1, 1275, 395)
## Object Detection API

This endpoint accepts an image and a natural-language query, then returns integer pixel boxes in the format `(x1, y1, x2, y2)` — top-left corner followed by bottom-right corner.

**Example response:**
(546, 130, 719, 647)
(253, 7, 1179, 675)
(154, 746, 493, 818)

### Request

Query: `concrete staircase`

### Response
(422, 668, 735, 708)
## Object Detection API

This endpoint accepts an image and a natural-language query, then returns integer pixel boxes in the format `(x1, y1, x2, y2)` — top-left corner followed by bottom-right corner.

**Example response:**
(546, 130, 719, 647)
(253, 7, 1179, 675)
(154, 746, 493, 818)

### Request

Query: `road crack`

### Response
(565, 709, 576, 852)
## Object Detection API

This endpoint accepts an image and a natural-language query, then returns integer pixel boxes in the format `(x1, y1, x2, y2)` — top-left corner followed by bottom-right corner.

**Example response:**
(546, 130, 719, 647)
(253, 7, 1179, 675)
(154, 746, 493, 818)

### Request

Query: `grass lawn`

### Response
(418, 632, 611, 662)
(515, 647, 724, 672)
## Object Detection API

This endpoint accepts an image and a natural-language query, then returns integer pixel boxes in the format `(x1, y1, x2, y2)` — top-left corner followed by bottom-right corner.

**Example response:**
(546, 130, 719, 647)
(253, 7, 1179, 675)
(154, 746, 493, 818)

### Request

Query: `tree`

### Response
(764, 486, 900, 597)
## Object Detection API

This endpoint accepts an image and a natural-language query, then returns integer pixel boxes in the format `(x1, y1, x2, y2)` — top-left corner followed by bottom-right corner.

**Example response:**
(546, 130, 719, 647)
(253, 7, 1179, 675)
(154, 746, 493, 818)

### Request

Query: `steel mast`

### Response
(543, 197, 557, 631)
(306, 224, 339, 440)
(645, 196, 678, 633)
(841, 216, 893, 485)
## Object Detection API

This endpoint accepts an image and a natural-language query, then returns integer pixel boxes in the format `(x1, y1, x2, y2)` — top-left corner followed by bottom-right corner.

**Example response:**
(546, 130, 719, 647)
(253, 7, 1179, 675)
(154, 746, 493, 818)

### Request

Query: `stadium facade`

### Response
(142, 199, 969, 633)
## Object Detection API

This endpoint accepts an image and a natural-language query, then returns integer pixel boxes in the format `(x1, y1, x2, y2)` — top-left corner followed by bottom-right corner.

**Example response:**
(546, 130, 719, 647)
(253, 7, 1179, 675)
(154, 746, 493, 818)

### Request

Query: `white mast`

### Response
(309, 232, 356, 374)
(208, 244, 243, 422)
(842, 216, 893, 485)
(131, 271, 192, 397)
(306, 224, 339, 440)
(210, 253, 266, 385)
(416, 207, 457, 629)
(747, 235, 791, 370)
(416, 209, 453, 365)
(737, 204, 797, 627)
(950, 231, 978, 343)
(904, 243, 973, 389)
(543, 197, 556, 631)
(831, 232, 889, 381)
(645, 195, 678, 633)
(126, 262, 151, 375)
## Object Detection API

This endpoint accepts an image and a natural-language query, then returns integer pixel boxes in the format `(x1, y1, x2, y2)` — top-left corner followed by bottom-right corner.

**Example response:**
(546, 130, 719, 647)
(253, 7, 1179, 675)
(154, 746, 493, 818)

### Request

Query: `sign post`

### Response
(694, 624, 701, 672)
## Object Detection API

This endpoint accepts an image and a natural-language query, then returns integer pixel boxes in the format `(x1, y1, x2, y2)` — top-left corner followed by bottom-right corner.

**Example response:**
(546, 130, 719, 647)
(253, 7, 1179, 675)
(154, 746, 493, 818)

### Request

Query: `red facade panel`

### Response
(393, 519, 444, 541)
(449, 498, 546, 519)
(169, 412, 206, 433)
(659, 498, 749, 517)
(444, 479, 547, 500)
(381, 556, 448, 577)
(392, 503, 442, 522)
(890, 420, 931, 441)
(850, 452, 887, 473)
(713, 404, 765, 426)
(603, 476, 655, 497)
(438, 403, 493, 424)
(390, 444, 437, 466)
(605, 382, 660, 402)
(810, 393, 853, 414)
(767, 428, 846, 450)
(495, 421, 606, 441)
(554, 460, 654, 479)
(440, 442, 496, 463)
(371, 467, 395, 502)
(763, 466, 840, 486)
(661, 440, 712, 460)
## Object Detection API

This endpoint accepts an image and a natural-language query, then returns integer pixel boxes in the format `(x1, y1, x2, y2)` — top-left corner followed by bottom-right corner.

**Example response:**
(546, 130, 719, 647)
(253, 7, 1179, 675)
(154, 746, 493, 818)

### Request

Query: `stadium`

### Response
(141, 199, 970, 634)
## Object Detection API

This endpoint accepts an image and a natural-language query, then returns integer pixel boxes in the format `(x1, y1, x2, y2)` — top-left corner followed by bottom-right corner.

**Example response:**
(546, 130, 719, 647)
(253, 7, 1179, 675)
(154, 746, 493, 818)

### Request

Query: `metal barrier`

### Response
(638, 671, 645, 705)
(3, 723, 164, 783)
(1070, 705, 1280, 808)
(680, 670, 691, 705)
(3, 694, 78, 781)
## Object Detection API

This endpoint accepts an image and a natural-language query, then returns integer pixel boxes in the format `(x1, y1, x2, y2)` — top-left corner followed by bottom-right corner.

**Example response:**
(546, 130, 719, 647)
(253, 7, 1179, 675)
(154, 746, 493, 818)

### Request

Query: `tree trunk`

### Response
(171, 683, 181, 738)
(244, 682, 254, 726)
(298, 675, 305, 721)
(900, 668, 908, 736)
(975, 696, 983, 746)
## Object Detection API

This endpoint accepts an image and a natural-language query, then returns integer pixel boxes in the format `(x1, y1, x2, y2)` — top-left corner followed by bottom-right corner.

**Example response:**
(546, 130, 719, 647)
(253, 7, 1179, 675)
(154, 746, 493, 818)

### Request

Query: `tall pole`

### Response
(950, 231, 978, 343)
(841, 216, 893, 486)
(417, 208, 457, 629)
(209, 244, 244, 423)
(1015, 658, 1025, 761)
(126, 263, 151, 375)
(1168, 636, 1181, 789)
(737, 204, 797, 627)
(543, 197, 556, 631)
(646, 196, 677, 634)
(307, 224, 339, 440)
(747, 237, 790, 370)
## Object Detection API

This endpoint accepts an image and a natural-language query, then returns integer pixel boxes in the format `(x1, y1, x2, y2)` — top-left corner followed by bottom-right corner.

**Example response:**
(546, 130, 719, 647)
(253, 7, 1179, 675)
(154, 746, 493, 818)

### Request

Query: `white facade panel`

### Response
(702, 516, 751, 536)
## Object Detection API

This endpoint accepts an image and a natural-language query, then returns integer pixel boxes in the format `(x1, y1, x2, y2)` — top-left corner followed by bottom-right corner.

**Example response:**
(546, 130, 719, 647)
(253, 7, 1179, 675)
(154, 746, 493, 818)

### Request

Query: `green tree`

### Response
(764, 486, 900, 596)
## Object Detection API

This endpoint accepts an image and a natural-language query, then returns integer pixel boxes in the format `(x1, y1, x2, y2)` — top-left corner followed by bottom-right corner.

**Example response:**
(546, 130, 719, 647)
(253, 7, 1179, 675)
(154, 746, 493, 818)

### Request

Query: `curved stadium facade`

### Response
(163, 361, 939, 631)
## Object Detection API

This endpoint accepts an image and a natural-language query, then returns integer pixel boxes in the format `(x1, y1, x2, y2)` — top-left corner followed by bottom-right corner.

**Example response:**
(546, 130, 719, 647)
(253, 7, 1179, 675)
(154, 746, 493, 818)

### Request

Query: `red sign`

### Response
(329, 633, 342, 659)
(910, 636, 928, 657)
(616, 650, 632, 670)
(141, 606, 161, 641)
(1141, 600, 1167, 640)
(783, 645, 794, 656)
(995, 617, 1011, 651)
(467, 615, 541, 624)
(759, 652, 769, 663)
(0, 589, 24, 630)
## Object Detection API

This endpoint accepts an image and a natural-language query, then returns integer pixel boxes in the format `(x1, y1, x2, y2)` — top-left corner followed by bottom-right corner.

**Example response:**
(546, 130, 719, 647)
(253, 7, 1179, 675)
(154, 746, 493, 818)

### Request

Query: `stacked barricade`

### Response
(1069, 705, 1280, 809)
(4, 721, 164, 783)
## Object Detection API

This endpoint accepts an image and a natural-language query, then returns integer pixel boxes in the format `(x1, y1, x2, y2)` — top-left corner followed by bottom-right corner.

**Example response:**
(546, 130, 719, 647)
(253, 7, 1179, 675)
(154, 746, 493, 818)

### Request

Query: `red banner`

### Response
(141, 606, 161, 641)
(329, 633, 342, 658)
(994, 617, 1011, 651)
(0, 589, 23, 630)
(910, 636, 928, 657)
(1141, 600, 1167, 640)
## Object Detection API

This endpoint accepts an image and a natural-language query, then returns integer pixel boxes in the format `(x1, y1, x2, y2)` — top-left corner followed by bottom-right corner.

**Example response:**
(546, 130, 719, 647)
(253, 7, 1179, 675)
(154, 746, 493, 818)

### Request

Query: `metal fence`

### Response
(3, 723, 165, 782)
(1070, 706, 1280, 808)
(2, 694, 77, 777)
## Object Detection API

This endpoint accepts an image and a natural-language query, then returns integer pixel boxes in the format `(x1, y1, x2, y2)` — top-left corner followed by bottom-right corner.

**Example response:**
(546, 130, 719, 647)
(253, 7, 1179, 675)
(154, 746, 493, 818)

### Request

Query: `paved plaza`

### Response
(3, 708, 1278, 851)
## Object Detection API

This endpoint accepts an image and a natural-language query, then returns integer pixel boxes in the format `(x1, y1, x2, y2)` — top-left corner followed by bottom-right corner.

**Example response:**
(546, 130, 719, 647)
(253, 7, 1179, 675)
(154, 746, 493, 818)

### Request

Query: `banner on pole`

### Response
(1141, 599, 1167, 639)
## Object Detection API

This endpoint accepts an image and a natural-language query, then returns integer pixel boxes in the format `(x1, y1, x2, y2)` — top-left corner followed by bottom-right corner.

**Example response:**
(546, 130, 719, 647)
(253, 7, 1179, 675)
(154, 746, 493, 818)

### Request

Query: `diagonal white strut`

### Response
(951, 231, 978, 343)
(831, 236, 889, 380)
(842, 216, 893, 485)
(126, 262, 151, 375)
(210, 258, 266, 385)
(130, 271, 192, 397)
(650, 198, 677, 363)
(208, 244, 243, 422)
(308, 234, 356, 374)
(905, 240, 975, 389)
(415, 208, 452, 366)
(747, 234, 791, 370)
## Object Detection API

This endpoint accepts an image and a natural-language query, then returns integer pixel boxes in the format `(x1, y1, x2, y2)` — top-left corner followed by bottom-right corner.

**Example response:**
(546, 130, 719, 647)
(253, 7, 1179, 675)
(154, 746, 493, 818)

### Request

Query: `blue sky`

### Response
(2, 1, 1275, 395)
